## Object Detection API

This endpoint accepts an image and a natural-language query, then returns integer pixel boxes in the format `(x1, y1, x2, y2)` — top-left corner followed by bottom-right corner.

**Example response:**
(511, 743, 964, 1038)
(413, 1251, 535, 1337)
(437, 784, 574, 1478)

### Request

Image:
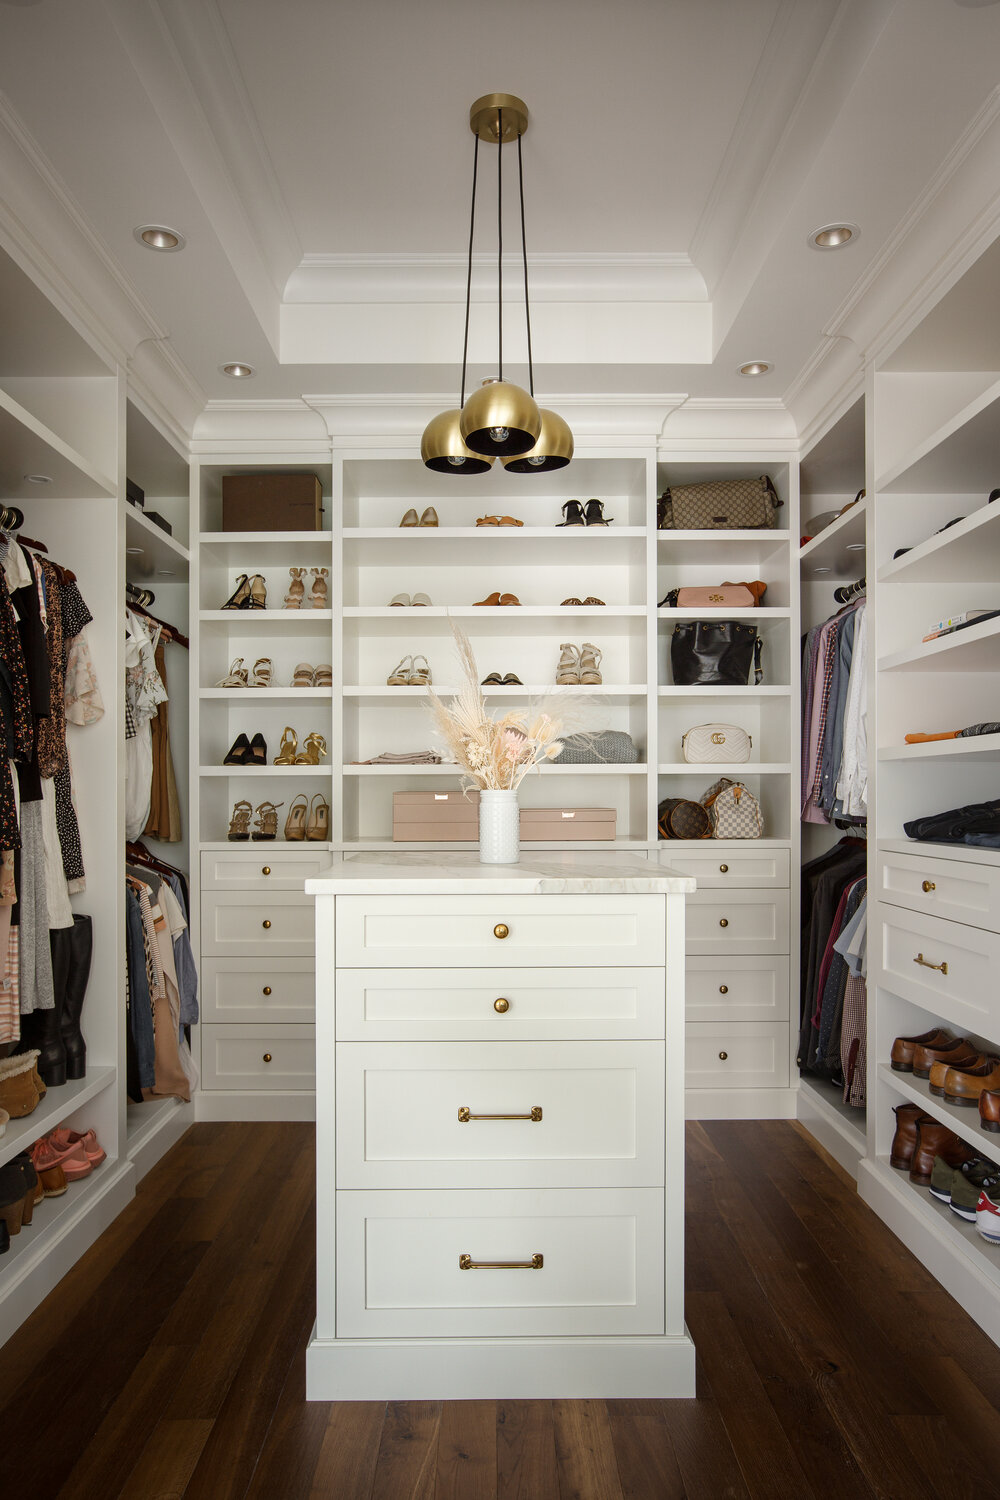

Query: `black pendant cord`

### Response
(497, 106, 503, 383)
(517, 132, 534, 399)
(459, 132, 480, 409)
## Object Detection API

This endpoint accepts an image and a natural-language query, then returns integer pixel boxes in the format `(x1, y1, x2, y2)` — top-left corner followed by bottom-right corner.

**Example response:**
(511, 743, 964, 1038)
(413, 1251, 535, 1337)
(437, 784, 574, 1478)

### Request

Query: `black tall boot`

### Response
(60, 914, 92, 1080)
(17, 926, 70, 1086)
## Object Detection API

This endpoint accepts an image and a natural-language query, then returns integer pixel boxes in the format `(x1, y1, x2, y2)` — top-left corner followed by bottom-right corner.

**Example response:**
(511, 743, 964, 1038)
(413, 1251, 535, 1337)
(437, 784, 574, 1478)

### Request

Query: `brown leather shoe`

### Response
(929, 1052, 996, 1097)
(945, 1056, 1000, 1107)
(890, 1102, 932, 1170)
(980, 1090, 1000, 1134)
(912, 1036, 979, 1079)
(890, 1028, 954, 1072)
(909, 1120, 976, 1185)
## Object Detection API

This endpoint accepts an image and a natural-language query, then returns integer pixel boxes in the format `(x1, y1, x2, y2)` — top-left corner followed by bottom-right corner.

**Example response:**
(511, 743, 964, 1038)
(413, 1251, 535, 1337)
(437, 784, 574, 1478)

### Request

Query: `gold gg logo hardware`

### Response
(709, 593, 724, 602)
(711, 733, 726, 745)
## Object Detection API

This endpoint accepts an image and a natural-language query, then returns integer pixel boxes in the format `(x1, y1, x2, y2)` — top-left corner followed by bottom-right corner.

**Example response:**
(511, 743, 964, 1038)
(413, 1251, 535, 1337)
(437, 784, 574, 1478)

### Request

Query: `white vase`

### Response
(478, 789, 520, 865)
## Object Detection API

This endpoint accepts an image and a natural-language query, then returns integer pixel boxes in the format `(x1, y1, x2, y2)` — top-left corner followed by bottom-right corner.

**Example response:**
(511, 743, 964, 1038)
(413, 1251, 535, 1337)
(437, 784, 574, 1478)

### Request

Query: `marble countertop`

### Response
(305, 849, 695, 895)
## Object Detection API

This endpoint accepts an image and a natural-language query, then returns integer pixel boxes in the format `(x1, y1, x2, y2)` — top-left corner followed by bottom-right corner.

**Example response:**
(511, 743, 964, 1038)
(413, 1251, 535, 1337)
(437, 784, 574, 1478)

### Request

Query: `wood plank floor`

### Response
(4, 1119, 1000, 1499)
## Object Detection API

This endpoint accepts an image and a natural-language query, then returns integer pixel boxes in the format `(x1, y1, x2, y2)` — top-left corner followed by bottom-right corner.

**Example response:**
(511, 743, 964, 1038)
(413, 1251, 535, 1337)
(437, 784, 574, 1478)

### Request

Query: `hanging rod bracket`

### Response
(470, 93, 528, 143)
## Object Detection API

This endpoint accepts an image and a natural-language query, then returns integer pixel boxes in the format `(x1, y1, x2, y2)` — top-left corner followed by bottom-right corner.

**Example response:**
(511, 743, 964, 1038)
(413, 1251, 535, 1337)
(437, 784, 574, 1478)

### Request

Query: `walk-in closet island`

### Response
(304, 850, 695, 1399)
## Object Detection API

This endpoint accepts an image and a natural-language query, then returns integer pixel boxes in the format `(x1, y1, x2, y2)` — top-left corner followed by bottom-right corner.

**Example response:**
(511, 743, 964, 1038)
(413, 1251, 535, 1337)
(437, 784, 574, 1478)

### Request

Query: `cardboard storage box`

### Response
(393, 791, 616, 842)
(221, 472, 323, 531)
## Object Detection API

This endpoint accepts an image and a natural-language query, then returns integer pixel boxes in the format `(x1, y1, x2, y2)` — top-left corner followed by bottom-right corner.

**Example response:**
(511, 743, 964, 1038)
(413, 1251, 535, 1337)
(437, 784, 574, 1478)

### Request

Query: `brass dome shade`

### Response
(502, 407, 574, 472)
(460, 378, 541, 457)
(420, 409, 494, 474)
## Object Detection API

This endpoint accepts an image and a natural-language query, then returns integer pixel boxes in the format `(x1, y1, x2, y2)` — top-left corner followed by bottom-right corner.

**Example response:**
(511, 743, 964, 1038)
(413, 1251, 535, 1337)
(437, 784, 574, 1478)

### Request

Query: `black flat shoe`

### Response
(223, 733, 252, 765)
(246, 733, 268, 766)
(584, 498, 613, 526)
(557, 500, 585, 527)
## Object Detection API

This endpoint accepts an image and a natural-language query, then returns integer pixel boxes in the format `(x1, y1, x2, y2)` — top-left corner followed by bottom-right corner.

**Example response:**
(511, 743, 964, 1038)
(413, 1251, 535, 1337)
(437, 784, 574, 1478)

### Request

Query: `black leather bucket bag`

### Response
(670, 620, 761, 686)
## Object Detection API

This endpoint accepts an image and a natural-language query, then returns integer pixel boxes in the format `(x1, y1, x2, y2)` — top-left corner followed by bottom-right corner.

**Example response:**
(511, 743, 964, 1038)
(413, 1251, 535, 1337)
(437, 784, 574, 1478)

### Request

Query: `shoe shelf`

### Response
(200, 531, 334, 545)
(877, 500, 1000, 585)
(342, 684, 644, 699)
(878, 614, 1000, 673)
(877, 1061, 999, 1159)
(878, 733, 1000, 763)
(199, 688, 335, 701)
(199, 609, 333, 624)
(0, 1161, 127, 1285)
(0, 1065, 117, 1170)
(199, 765, 334, 777)
(343, 526, 648, 539)
(343, 606, 647, 618)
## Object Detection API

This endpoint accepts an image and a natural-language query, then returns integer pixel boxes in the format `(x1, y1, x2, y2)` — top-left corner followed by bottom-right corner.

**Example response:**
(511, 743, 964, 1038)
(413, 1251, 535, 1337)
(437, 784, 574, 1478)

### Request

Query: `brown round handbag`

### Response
(657, 797, 712, 840)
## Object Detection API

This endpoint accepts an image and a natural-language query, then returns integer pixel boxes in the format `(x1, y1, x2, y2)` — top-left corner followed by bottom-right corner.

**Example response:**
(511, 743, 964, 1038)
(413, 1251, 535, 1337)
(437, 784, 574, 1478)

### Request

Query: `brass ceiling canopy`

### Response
(469, 93, 529, 143)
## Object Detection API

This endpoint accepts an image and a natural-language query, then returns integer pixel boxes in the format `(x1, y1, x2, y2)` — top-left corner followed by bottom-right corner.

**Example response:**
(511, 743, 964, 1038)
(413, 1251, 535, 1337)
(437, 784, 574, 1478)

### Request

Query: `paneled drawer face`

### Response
(335, 1041, 664, 1189)
(335, 894, 664, 969)
(685, 890, 789, 955)
(877, 850, 1000, 933)
(335, 1187, 664, 1338)
(878, 904, 998, 1035)
(685, 956, 789, 1024)
(201, 1023, 315, 1091)
(202, 850, 330, 891)
(685, 1022, 790, 1090)
(202, 958, 315, 1024)
(335, 967, 667, 1041)
(660, 848, 790, 888)
(201, 892, 315, 956)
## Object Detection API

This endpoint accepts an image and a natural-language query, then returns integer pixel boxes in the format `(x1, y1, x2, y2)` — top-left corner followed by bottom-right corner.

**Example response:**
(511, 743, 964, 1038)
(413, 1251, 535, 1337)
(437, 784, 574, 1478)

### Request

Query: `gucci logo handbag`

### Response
(657, 475, 782, 530)
(681, 723, 752, 763)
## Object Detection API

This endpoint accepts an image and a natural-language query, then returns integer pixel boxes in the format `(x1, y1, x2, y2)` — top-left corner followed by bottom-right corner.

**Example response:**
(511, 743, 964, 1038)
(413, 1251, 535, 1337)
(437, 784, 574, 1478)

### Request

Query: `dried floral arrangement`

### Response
(426, 625, 584, 792)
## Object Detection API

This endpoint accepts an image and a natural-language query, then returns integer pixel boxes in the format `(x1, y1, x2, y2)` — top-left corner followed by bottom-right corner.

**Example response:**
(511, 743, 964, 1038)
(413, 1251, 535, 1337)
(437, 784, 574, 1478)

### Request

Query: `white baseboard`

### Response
(127, 1098, 195, 1182)
(685, 1087, 797, 1120)
(796, 1080, 866, 1178)
(194, 1090, 317, 1122)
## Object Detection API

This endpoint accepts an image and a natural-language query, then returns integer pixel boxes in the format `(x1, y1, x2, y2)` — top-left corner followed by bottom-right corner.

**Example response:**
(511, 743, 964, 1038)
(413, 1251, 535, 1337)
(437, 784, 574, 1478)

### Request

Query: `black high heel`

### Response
(221, 574, 252, 609)
(557, 500, 585, 527)
(584, 498, 613, 526)
(223, 733, 252, 765)
(246, 733, 268, 766)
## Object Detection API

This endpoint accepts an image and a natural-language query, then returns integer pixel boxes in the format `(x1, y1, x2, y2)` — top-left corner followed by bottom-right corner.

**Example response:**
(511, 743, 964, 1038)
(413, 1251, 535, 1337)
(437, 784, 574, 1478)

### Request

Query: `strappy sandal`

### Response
(295, 732, 328, 765)
(387, 655, 413, 686)
(248, 574, 267, 609)
(215, 656, 248, 687)
(248, 657, 273, 687)
(306, 793, 330, 841)
(476, 515, 501, 527)
(274, 726, 299, 765)
(293, 662, 315, 688)
(408, 655, 432, 685)
(309, 567, 329, 608)
(314, 664, 333, 687)
(252, 800, 283, 842)
(498, 516, 524, 527)
(284, 567, 305, 608)
(556, 643, 581, 684)
(222, 574, 252, 610)
(580, 642, 603, 684)
(584, 499, 613, 526)
(227, 799, 253, 841)
(557, 500, 585, 527)
(284, 793, 309, 841)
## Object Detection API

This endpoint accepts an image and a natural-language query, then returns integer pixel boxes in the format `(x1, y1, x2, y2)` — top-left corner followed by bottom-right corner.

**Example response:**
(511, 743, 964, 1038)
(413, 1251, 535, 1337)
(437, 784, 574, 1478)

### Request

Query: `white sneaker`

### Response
(976, 1183, 1000, 1243)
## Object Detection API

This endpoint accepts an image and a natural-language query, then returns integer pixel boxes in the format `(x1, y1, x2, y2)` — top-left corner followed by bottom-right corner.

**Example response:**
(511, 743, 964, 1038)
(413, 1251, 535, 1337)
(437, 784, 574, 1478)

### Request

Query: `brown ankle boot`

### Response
(980, 1090, 1000, 1133)
(890, 1103, 932, 1170)
(909, 1120, 976, 1185)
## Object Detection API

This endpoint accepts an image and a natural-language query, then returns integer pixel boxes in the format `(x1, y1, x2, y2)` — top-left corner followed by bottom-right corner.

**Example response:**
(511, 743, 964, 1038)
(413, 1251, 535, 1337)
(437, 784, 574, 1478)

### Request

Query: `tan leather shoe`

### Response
(912, 1036, 979, 1079)
(944, 1056, 1000, 1107)
(909, 1120, 976, 1185)
(929, 1051, 994, 1097)
(890, 1027, 955, 1072)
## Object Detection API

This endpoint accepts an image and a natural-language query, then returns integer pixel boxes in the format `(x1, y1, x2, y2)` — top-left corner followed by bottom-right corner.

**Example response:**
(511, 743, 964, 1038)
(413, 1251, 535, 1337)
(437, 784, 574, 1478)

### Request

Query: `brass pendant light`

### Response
(503, 406, 574, 472)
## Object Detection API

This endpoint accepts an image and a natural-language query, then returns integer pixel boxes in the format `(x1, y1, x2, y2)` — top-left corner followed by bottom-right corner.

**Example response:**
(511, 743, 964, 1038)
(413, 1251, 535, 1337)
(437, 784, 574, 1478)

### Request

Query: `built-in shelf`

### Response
(863, 1157, 1000, 1303)
(336, 836, 654, 852)
(877, 1063, 998, 1159)
(798, 498, 867, 578)
(0, 1066, 116, 1168)
(343, 763, 650, 776)
(343, 605, 646, 618)
(874, 374, 1000, 495)
(124, 505, 189, 574)
(200, 765, 333, 777)
(343, 527, 647, 540)
(342, 684, 643, 699)
(878, 614, 1000, 673)
(797, 1074, 867, 1175)
(878, 733, 1000, 763)
(658, 686, 791, 698)
(656, 530, 793, 544)
(657, 608, 791, 620)
(877, 501, 1000, 584)
(0, 1162, 124, 1276)
(656, 762, 791, 774)
(199, 609, 333, 623)
(200, 531, 334, 545)
(878, 837, 1000, 867)
(200, 688, 334, 701)
(0, 386, 116, 500)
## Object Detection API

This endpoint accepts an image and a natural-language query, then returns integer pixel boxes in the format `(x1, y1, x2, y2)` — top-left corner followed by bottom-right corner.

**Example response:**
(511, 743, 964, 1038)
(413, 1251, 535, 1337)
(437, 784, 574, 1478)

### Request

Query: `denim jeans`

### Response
(126, 889, 155, 1091)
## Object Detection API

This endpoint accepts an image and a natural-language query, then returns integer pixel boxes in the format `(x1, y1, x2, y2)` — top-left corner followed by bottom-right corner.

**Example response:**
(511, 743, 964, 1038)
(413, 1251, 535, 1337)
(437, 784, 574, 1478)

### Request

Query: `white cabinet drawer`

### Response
(685, 956, 789, 1023)
(335, 966, 667, 1041)
(877, 904, 1000, 1036)
(685, 1022, 789, 1090)
(335, 1041, 664, 1189)
(202, 850, 330, 891)
(201, 891, 315, 956)
(200, 1023, 315, 1091)
(660, 847, 789, 888)
(335, 894, 664, 969)
(335, 1187, 664, 1338)
(201, 958, 315, 1024)
(877, 849, 1000, 933)
(685, 890, 789, 955)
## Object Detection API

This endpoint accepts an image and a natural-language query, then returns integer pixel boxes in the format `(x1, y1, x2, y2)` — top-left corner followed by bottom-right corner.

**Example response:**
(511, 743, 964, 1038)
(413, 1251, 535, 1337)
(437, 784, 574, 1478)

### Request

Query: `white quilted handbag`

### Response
(681, 723, 752, 763)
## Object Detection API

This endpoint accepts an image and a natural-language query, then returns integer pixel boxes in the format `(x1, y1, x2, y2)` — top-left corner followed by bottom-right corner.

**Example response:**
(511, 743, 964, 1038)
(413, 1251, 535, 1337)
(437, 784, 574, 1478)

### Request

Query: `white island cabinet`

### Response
(304, 850, 696, 1401)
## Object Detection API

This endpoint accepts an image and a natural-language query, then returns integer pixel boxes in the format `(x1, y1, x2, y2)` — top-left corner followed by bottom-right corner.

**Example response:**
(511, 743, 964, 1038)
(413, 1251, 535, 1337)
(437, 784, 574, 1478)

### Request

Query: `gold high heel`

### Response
(252, 800, 283, 841)
(284, 794, 309, 841)
(294, 732, 327, 765)
(306, 794, 330, 841)
(274, 726, 299, 765)
(227, 799, 253, 841)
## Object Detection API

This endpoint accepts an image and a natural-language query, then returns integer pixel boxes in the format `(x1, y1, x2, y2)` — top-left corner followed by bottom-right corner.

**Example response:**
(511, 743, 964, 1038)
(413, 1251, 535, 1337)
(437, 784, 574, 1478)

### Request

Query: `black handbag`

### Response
(670, 621, 763, 686)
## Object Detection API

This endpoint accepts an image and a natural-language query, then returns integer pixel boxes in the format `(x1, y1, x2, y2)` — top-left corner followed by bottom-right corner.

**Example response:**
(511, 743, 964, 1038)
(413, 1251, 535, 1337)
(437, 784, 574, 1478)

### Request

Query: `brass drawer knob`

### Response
(719, 917, 729, 928)
(493, 923, 509, 939)
(922, 880, 936, 892)
(719, 1051, 728, 1061)
(262, 1053, 272, 1063)
(494, 997, 510, 1013)
(262, 986, 272, 996)
(719, 984, 729, 994)
(719, 864, 729, 873)
(262, 919, 272, 929)
(262, 866, 271, 876)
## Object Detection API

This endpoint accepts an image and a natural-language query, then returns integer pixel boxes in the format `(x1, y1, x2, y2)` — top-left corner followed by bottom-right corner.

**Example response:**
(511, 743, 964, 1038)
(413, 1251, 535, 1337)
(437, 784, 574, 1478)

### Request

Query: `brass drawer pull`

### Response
(719, 984, 729, 994)
(719, 864, 729, 873)
(921, 880, 936, 893)
(262, 1053, 272, 1063)
(460, 1253, 543, 1270)
(262, 866, 271, 876)
(914, 952, 948, 975)
(458, 1105, 542, 1122)
(493, 997, 510, 1013)
(719, 918, 729, 928)
(262, 986, 272, 996)
(493, 923, 509, 939)
(262, 919, 272, 929)
(719, 1051, 728, 1061)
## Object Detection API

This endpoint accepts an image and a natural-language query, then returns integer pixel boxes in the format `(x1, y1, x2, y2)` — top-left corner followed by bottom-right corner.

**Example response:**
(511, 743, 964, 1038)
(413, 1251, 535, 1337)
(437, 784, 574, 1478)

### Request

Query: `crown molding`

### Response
(663, 398, 797, 441)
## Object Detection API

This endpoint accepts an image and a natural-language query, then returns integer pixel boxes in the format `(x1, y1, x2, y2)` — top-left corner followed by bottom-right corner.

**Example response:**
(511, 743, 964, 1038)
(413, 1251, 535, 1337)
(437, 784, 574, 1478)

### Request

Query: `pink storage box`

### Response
(392, 792, 616, 842)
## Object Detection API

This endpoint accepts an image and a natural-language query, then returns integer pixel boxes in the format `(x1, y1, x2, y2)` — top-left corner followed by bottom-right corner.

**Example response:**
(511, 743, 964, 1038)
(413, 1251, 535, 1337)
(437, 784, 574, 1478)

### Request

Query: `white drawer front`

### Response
(200, 1023, 315, 1091)
(685, 956, 789, 1023)
(201, 891, 315, 956)
(685, 890, 789, 955)
(685, 1022, 789, 1090)
(335, 966, 667, 1041)
(335, 1187, 664, 1338)
(202, 850, 331, 891)
(877, 850, 1000, 933)
(335, 894, 664, 969)
(877, 904, 999, 1035)
(660, 848, 790, 888)
(335, 1041, 664, 1189)
(202, 958, 315, 1023)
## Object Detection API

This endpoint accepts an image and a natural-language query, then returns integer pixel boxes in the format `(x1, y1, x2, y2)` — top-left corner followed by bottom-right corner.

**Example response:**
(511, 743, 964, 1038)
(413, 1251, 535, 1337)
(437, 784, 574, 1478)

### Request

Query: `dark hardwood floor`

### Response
(4, 1119, 1000, 1499)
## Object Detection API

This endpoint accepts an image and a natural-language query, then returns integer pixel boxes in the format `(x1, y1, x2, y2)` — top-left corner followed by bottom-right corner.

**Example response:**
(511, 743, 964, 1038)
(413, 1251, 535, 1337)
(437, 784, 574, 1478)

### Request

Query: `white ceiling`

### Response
(0, 0, 999, 434)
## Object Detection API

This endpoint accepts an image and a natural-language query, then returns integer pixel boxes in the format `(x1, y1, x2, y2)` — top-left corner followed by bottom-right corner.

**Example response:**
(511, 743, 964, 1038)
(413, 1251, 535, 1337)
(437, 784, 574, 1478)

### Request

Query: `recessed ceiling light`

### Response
(813, 566, 832, 574)
(737, 361, 771, 378)
(845, 542, 865, 552)
(155, 569, 176, 576)
(134, 224, 186, 252)
(808, 223, 860, 251)
(126, 547, 144, 555)
(220, 362, 256, 379)
(23, 473, 52, 484)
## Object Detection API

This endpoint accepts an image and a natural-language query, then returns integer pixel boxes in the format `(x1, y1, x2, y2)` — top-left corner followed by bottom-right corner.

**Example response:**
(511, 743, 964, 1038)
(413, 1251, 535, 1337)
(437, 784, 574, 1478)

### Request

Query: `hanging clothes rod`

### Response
(834, 576, 866, 606)
(0, 505, 25, 531)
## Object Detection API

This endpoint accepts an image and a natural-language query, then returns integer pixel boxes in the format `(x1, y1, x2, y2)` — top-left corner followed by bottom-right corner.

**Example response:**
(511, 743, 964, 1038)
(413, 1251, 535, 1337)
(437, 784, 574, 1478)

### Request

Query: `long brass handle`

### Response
(914, 952, 948, 975)
(458, 1106, 542, 1122)
(459, 1253, 543, 1270)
